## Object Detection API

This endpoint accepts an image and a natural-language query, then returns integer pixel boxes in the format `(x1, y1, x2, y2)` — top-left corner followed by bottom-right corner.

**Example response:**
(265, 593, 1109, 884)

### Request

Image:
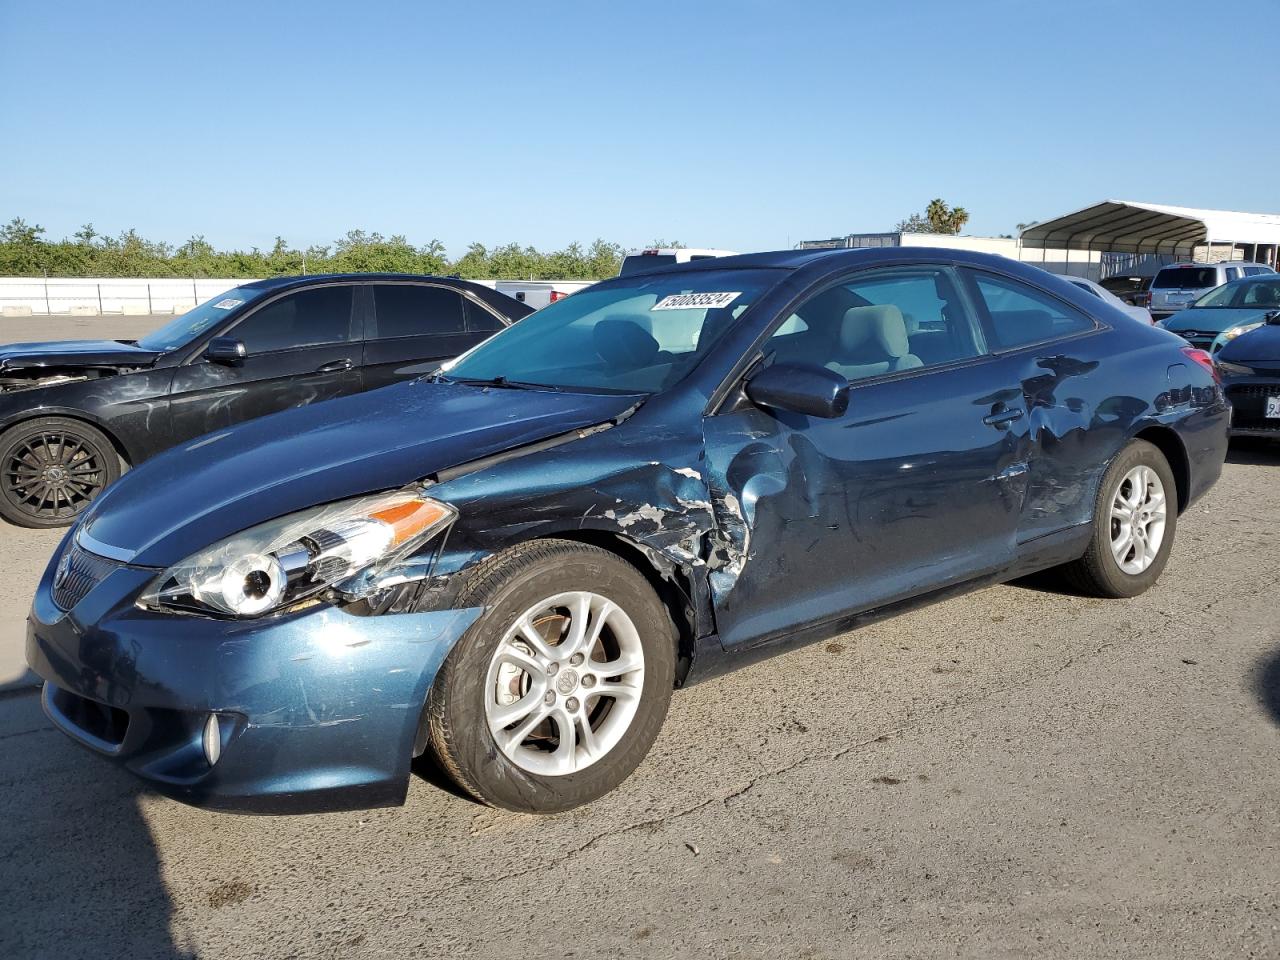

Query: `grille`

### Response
(52, 541, 122, 611)
(1178, 332, 1216, 349)
(1229, 384, 1280, 398)
(1227, 384, 1280, 431)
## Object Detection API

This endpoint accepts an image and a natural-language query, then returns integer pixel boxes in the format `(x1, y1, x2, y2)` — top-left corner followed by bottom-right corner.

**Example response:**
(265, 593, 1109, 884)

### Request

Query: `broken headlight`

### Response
(138, 490, 456, 617)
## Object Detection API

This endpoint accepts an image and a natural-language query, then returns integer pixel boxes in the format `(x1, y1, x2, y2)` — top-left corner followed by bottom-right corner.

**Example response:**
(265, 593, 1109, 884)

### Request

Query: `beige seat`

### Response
(826, 304, 922, 381)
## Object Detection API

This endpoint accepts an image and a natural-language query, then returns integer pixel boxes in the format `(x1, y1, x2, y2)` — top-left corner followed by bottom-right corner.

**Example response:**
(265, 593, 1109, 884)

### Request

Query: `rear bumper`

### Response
(25, 558, 480, 814)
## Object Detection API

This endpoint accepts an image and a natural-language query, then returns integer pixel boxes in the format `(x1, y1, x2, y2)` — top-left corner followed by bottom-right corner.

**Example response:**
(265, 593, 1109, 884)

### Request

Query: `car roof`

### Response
(626, 246, 1067, 277)
(1156, 261, 1273, 270)
(235, 273, 533, 318)
(239, 273, 473, 291)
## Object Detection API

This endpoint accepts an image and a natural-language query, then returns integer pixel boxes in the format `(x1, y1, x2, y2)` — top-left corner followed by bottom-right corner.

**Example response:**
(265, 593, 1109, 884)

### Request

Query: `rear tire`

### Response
(1058, 439, 1177, 598)
(427, 539, 676, 813)
(0, 417, 121, 528)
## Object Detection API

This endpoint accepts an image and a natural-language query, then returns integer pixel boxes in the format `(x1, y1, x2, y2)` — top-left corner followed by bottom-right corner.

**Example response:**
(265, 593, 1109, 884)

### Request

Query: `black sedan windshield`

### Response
(136, 286, 261, 352)
(442, 268, 782, 393)
(1193, 278, 1280, 309)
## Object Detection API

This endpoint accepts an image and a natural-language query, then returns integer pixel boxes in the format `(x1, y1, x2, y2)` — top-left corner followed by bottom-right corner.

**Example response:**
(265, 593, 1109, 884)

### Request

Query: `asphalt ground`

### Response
(0, 316, 1277, 959)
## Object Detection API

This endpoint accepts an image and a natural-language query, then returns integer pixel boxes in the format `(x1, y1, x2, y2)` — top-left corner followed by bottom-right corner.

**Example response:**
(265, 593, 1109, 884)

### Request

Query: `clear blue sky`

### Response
(2, 0, 1277, 257)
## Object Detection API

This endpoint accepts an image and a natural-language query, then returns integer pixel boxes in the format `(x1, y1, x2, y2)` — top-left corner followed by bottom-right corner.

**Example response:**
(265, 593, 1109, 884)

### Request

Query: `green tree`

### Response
(896, 200, 970, 235)
(0, 219, 634, 280)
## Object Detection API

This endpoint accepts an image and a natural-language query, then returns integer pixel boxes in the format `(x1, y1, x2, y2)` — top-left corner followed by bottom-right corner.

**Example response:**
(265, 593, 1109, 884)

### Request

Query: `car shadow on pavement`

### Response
(0, 667, 41, 699)
(0, 691, 195, 960)
(1226, 438, 1280, 466)
(1255, 649, 1280, 729)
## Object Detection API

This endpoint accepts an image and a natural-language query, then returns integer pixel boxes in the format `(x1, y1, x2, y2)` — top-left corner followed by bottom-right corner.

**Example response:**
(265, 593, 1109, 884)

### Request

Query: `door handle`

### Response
(982, 406, 1024, 428)
(316, 359, 354, 373)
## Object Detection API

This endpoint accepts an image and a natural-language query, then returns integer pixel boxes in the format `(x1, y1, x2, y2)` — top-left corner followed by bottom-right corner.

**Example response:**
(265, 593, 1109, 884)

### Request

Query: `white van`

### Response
(492, 280, 595, 310)
(618, 248, 737, 276)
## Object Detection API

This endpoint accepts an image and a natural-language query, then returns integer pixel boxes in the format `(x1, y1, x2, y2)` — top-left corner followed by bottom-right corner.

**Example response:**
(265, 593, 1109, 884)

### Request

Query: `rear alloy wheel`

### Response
(1108, 464, 1167, 575)
(1058, 439, 1178, 598)
(427, 539, 675, 813)
(0, 417, 121, 528)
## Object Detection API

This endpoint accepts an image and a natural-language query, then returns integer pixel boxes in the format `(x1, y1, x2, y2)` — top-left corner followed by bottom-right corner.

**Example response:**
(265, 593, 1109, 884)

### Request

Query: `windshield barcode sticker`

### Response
(212, 298, 244, 310)
(651, 292, 741, 311)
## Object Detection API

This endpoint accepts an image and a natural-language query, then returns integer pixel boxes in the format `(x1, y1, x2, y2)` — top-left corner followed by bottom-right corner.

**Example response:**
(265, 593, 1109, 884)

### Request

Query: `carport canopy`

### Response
(1020, 200, 1280, 264)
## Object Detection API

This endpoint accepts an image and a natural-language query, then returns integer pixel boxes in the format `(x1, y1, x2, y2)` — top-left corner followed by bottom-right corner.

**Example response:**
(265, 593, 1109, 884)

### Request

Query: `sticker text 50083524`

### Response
(650, 292, 741, 311)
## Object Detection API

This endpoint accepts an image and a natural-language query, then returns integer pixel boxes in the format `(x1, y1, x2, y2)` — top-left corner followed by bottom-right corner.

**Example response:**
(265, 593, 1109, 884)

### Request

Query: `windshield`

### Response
(441, 268, 783, 394)
(1193, 277, 1280, 309)
(136, 286, 261, 351)
(1153, 267, 1217, 290)
(618, 254, 677, 276)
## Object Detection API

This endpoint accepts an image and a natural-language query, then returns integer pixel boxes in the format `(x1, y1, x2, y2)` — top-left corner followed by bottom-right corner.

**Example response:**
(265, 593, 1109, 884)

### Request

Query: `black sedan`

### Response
(0, 274, 530, 527)
(28, 247, 1228, 814)
(1215, 312, 1280, 436)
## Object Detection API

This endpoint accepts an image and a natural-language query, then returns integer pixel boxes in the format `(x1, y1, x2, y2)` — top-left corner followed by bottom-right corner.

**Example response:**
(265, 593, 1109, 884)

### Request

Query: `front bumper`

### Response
(25, 554, 480, 814)
(1223, 380, 1280, 437)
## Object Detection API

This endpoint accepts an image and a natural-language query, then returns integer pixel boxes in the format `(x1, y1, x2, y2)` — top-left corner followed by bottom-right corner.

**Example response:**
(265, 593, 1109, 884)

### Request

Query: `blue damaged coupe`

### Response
(27, 248, 1229, 814)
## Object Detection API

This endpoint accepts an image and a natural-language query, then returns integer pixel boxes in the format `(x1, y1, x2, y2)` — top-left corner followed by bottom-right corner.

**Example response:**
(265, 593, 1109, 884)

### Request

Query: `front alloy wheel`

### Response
(426, 539, 675, 813)
(485, 591, 645, 777)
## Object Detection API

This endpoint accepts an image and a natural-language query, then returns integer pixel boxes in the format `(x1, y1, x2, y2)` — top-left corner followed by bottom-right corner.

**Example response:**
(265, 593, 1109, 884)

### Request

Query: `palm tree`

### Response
(924, 199, 969, 235)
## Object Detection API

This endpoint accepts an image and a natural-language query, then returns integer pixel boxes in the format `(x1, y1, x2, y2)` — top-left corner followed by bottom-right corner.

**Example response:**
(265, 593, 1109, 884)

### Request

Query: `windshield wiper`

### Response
(432, 374, 562, 392)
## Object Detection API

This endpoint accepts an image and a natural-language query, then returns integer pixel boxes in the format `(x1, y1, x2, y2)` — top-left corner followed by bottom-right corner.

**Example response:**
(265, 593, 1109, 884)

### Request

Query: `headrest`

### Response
(594, 318, 659, 368)
(839, 304, 909, 359)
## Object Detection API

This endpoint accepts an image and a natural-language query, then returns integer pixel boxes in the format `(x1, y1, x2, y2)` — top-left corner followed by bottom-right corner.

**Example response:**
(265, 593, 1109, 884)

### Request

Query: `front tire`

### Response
(0, 417, 121, 528)
(1059, 439, 1177, 598)
(426, 539, 676, 813)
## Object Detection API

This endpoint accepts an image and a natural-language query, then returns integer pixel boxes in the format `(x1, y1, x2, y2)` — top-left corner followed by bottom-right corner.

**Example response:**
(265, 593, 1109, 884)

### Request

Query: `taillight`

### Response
(1182, 346, 1220, 384)
(1136, 292, 1151, 307)
(549, 290, 566, 302)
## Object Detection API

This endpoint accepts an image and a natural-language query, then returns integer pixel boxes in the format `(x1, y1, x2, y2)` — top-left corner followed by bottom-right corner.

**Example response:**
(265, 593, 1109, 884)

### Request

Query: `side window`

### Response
(1225, 267, 1242, 282)
(233, 286, 354, 354)
(765, 267, 981, 383)
(963, 270, 1097, 351)
(1243, 281, 1280, 307)
(371, 285, 465, 339)
(465, 299, 505, 333)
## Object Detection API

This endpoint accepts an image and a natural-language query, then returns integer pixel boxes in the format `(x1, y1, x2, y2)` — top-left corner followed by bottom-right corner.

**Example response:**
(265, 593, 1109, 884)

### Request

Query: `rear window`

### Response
(619, 254, 677, 276)
(1153, 267, 1218, 289)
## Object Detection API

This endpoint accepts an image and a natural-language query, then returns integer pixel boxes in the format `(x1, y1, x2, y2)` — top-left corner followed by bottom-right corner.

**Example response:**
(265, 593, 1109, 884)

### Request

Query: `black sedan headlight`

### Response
(138, 489, 455, 617)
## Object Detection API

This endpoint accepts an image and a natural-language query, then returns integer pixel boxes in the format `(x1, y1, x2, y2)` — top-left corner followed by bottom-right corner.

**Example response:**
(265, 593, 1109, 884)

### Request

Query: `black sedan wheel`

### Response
(0, 417, 122, 528)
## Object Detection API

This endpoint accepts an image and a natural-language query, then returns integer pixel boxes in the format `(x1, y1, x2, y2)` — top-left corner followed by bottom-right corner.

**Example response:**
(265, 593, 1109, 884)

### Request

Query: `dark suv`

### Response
(0, 274, 530, 527)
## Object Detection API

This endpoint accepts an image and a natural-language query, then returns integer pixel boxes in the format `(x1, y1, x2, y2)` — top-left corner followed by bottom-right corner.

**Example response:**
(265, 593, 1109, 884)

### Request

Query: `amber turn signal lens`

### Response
(369, 498, 453, 546)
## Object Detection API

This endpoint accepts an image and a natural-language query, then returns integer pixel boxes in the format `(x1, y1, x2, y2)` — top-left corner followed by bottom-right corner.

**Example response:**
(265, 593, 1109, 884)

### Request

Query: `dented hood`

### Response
(80, 380, 643, 567)
(0, 339, 162, 369)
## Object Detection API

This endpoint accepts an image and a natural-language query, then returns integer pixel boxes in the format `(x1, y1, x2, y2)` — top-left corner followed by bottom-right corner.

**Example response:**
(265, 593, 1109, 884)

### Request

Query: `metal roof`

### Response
(1019, 200, 1280, 255)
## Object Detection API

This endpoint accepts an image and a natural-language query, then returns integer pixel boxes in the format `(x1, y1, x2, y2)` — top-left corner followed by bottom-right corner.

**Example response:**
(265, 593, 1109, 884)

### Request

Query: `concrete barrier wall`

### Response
(0, 277, 250, 316)
(0, 276, 599, 316)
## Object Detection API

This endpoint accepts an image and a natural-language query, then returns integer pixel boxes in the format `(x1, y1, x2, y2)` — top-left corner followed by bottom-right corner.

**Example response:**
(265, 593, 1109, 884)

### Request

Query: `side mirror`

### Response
(1266, 310, 1280, 326)
(745, 362, 850, 419)
(204, 336, 247, 365)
